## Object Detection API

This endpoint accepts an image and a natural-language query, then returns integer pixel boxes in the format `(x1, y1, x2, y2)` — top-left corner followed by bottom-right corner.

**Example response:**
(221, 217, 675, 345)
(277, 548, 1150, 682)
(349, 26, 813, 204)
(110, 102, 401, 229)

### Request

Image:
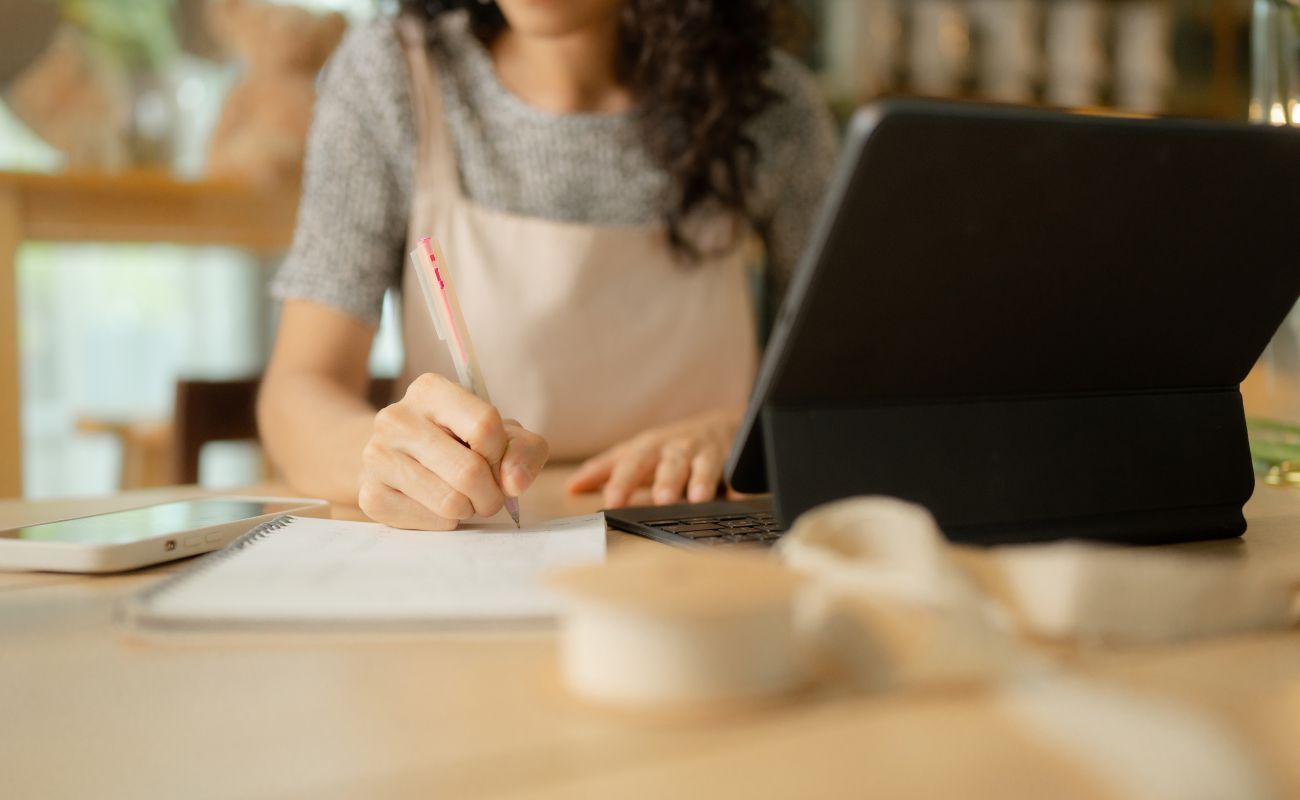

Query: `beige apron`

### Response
(395, 21, 758, 461)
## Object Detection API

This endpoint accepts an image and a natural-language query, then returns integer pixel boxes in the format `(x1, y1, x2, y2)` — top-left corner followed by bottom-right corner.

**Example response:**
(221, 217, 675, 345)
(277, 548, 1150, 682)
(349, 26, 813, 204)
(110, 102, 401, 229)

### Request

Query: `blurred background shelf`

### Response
(0, 170, 298, 496)
(0, 170, 296, 247)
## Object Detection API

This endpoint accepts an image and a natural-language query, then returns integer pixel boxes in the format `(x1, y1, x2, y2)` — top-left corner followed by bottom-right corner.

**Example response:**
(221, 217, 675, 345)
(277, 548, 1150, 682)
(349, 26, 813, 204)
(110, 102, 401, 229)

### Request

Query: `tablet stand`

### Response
(762, 388, 1254, 545)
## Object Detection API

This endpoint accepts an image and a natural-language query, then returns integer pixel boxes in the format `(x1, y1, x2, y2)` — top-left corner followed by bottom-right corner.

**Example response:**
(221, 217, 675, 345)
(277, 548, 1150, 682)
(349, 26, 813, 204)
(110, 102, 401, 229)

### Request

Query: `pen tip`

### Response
(505, 497, 521, 528)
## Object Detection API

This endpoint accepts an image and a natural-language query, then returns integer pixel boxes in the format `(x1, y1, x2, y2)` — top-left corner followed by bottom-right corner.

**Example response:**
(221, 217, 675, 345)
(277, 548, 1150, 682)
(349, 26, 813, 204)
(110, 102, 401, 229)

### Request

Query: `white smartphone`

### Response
(0, 496, 330, 573)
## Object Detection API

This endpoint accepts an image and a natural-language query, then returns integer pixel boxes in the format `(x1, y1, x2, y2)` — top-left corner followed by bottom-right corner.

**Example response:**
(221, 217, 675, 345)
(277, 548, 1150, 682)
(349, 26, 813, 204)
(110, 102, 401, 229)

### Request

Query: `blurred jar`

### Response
(55, 0, 182, 171)
(1251, 0, 1300, 125)
(1245, 0, 1300, 481)
(127, 68, 179, 169)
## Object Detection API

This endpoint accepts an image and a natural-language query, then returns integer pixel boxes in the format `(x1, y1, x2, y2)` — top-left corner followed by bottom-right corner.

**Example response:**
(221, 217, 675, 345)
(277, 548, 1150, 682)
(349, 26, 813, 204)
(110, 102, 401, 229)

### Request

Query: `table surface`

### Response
(3, 470, 1300, 800)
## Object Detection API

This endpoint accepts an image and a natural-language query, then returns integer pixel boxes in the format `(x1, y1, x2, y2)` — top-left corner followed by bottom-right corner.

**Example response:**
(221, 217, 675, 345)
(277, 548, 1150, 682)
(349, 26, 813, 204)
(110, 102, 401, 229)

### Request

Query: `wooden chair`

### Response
(170, 377, 395, 485)
(74, 416, 174, 489)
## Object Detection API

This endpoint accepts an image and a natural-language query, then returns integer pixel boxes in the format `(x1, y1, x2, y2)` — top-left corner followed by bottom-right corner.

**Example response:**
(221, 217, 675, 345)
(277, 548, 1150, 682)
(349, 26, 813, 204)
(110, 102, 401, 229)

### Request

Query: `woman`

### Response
(258, 0, 837, 530)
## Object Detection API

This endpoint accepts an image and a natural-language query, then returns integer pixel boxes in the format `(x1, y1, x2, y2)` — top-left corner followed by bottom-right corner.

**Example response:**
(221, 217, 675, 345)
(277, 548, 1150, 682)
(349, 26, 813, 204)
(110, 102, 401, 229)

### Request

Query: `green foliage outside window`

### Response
(53, 0, 179, 68)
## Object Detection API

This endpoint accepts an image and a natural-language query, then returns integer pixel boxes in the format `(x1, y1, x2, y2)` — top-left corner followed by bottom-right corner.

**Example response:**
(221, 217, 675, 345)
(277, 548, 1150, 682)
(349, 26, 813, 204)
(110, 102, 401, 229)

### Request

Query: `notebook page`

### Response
(135, 514, 605, 625)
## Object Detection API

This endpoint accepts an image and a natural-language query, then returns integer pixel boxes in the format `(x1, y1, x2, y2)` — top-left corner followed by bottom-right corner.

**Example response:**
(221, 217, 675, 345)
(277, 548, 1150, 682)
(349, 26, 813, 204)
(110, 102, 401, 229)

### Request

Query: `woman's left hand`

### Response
(566, 405, 745, 508)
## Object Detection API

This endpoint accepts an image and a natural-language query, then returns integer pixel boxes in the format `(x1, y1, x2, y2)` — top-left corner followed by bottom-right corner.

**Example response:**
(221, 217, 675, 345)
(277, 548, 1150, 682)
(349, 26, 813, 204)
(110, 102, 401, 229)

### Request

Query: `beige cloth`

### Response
(394, 21, 758, 460)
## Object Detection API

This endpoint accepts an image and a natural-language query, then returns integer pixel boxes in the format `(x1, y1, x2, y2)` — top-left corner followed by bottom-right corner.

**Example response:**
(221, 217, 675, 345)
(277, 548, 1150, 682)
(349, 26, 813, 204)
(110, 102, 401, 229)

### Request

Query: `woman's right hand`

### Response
(357, 373, 549, 530)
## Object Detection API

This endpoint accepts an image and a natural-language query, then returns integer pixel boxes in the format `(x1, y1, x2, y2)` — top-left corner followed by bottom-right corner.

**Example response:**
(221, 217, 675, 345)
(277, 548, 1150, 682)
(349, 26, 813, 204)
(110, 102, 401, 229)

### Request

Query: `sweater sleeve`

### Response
(270, 22, 415, 326)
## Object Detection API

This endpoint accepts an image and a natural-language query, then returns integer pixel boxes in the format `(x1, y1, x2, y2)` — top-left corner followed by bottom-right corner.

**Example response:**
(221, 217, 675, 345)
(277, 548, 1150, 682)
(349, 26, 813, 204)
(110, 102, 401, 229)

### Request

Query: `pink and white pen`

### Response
(410, 236, 521, 527)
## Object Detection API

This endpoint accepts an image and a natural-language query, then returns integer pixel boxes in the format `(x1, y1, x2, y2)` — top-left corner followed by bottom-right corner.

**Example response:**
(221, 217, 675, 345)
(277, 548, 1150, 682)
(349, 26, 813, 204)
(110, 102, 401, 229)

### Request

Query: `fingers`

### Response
(652, 444, 692, 505)
(364, 438, 476, 518)
(501, 421, 549, 497)
(375, 403, 504, 518)
(687, 447, 724, 503)
(362, 374, 555, 527)
(567, 452, 615, 494)
(358, 476, 458, 531)
(603, 445, 660, 508)
(410, 373, 508, 466)
(571, 441, 726, 507)
(404, 423, 506, 518)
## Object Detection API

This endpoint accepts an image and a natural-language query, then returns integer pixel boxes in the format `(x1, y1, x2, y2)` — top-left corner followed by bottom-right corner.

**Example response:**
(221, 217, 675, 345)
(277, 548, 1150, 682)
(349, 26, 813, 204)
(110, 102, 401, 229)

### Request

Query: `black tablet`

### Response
(726, 99, 1300, 543)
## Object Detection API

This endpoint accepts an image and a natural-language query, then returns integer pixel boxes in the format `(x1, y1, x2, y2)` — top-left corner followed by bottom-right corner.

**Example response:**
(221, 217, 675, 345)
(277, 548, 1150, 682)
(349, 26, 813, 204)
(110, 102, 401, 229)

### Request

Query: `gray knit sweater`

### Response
(271, 12, 840, 325)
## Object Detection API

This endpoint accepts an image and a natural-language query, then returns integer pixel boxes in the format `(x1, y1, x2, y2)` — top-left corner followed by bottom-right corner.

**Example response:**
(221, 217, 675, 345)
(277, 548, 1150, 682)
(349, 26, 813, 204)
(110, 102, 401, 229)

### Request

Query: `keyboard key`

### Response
(677, 529, 726, 540)
(665, 523, 722, 533)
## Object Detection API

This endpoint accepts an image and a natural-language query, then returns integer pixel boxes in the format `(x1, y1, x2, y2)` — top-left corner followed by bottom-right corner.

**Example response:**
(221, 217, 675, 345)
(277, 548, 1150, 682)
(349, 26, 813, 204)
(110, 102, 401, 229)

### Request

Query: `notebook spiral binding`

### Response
(119, 515, 298, 622)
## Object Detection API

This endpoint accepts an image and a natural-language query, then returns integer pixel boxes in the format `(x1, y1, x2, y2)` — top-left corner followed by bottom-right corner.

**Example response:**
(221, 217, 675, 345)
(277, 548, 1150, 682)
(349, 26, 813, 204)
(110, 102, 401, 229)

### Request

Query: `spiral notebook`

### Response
(120, 513, 607, 633)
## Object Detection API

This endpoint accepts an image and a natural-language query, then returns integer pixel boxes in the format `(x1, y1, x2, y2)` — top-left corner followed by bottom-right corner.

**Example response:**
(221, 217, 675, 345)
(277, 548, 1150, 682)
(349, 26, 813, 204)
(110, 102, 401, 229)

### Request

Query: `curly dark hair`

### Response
(400, 0, 786, 258)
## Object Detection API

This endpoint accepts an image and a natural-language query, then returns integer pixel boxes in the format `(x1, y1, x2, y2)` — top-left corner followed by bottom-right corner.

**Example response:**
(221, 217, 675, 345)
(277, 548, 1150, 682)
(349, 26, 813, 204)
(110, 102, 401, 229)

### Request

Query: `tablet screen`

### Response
(1, 500, 303, 545)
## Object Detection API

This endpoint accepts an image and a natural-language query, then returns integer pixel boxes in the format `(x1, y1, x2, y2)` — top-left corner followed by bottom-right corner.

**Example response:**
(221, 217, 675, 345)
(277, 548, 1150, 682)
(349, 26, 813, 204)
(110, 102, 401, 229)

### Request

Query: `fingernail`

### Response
(654, 489, 674, 505)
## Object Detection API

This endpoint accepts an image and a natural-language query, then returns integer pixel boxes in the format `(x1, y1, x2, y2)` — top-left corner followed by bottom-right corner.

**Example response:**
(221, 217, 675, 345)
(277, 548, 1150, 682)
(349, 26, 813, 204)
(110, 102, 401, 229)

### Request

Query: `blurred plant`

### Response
(54, 0, 178, 68)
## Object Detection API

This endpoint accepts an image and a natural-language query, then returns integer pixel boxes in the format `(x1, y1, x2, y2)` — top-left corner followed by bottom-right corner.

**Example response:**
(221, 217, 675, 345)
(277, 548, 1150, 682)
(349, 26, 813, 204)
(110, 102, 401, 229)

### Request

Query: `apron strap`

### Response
(395, 15, 459, 203)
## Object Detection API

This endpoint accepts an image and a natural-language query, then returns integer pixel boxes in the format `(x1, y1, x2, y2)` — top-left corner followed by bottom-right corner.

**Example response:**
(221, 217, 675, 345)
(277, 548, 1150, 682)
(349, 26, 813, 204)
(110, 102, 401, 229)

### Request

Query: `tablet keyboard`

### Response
(604, 499, 786, 548)
(646, 512, 783, 545)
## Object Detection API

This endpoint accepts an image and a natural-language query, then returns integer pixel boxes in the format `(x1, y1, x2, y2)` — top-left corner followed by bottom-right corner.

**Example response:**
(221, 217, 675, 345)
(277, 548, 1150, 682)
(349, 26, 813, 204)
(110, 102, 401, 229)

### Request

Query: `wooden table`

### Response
(0, 170, 298, 497)
(2, 468, 1299, 799)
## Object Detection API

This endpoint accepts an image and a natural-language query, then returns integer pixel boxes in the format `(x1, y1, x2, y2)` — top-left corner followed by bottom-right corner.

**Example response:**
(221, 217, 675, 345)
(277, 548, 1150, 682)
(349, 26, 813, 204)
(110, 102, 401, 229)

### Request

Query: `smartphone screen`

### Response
(0, 500, 305, 546)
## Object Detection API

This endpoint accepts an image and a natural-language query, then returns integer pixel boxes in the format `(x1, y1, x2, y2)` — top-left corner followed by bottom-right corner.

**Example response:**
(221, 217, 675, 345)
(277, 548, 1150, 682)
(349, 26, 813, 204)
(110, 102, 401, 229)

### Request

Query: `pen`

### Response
(410, 236, 521, 527)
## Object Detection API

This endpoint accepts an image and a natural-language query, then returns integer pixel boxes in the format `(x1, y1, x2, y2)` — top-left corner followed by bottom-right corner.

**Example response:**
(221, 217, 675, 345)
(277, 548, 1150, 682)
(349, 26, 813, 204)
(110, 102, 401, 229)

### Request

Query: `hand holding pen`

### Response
(355, 240, 548, 530)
